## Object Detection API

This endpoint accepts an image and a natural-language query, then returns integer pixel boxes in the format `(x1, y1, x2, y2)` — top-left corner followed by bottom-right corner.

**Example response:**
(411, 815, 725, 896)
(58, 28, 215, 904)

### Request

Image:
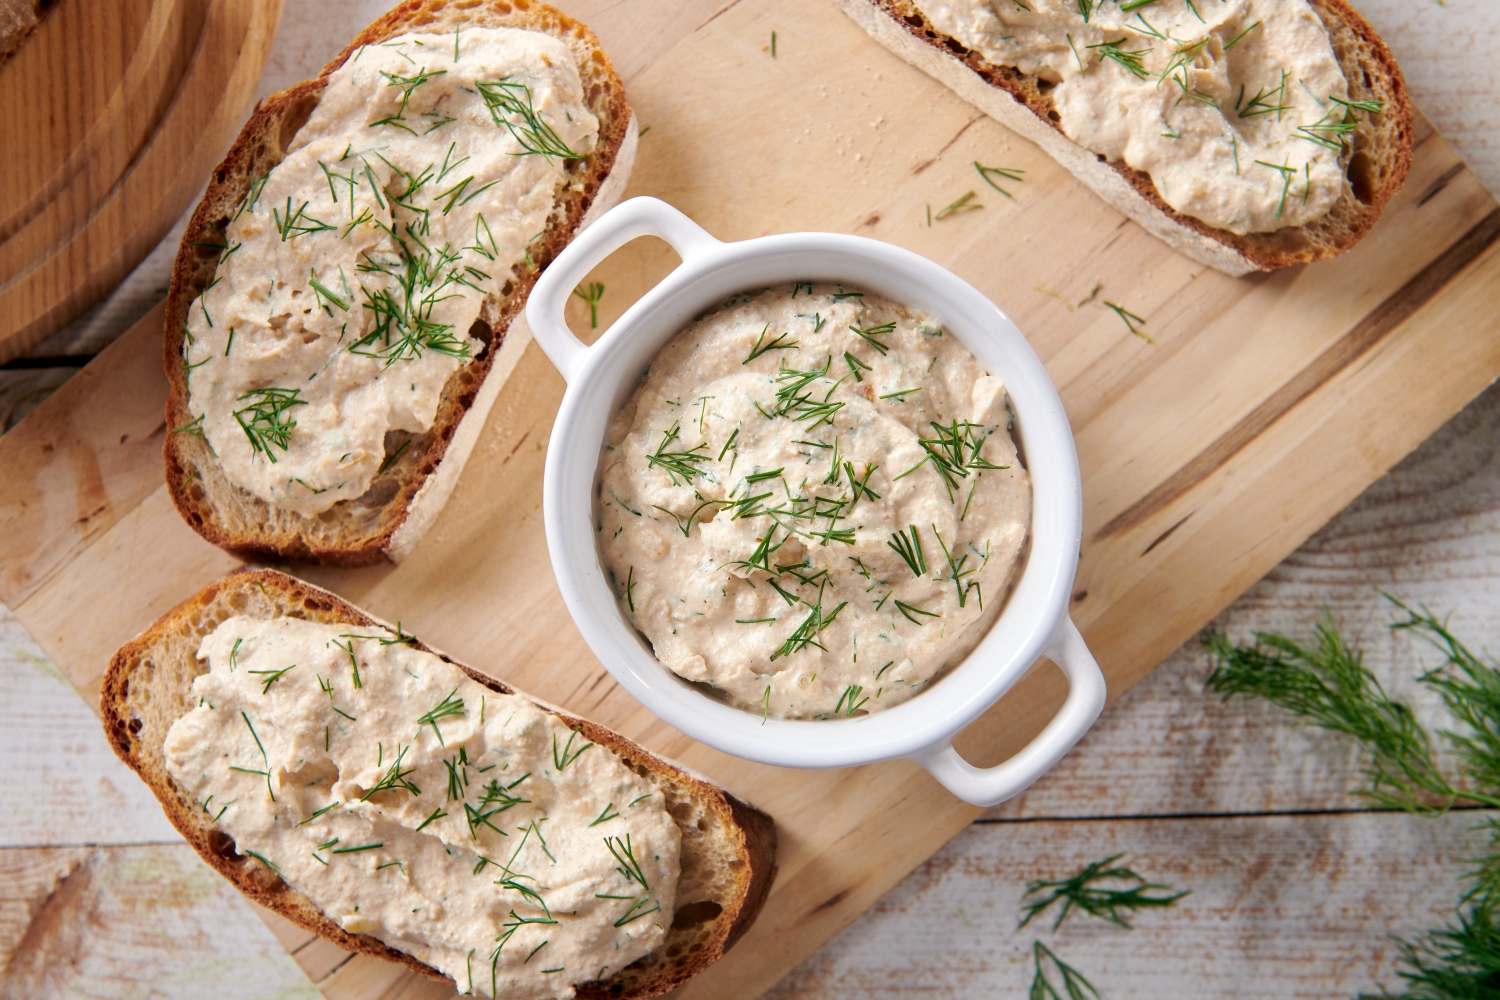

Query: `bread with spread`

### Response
(840, 0, 1412, 275)
(101, 569, 776, 1000)
(164, 0, 635, 564)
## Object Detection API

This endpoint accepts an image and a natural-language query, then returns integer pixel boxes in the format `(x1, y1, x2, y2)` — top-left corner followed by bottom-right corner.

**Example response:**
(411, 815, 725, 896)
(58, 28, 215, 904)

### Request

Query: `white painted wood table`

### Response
(3, 1, 1500, 997)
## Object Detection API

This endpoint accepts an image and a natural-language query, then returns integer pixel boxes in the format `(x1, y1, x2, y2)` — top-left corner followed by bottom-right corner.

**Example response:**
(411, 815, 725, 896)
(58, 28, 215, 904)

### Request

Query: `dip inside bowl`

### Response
(594, 282, 1032, 721)
(531, 197, 1100, 799)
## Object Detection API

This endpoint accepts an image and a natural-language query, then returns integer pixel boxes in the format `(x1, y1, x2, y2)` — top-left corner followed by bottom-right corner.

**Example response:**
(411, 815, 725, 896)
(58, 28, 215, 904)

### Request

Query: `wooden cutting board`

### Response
(0, 0, 281, 363)
(3, 0, 1499, 996)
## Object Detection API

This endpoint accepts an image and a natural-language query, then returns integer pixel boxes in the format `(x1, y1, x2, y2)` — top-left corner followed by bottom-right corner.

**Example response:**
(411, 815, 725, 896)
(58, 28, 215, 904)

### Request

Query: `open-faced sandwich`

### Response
(841, 0, 1413, 274)
(101, 569, 776, 1000)
(165, 0, 634, 564)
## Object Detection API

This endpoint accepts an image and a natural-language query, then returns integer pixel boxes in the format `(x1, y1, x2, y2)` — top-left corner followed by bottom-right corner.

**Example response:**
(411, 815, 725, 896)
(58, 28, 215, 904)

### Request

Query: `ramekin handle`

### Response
(910, 617, 1106, 807)
(527, 197, 722, 383)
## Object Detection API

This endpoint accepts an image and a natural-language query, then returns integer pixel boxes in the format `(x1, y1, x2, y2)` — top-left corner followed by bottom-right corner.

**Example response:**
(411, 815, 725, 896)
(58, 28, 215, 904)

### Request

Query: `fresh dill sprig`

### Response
(361, 745, 421, 800)
(894, 418, 1008, 501)
(1254, 158, 1298, 222)
(573, 282, 605, 328)
(1237, 69, 1291, 120)
(1208, 601, 1500, 994)
(1030, 941, 1101, 1000)
(553, 729, 595, 770)
(888, 525, 927, 576)
(846, 462, 880, 504)
(477, 78, 579, 159)
(646, 421, 710, 486)
(248, 664, 296, 694)
(770, 584, 847, 661)
(1224, 19, 1261, 48)
(372, 67, 447, 133)
(415, 807, 447, 833)
(744, 323, 799, 364)
(1088, 38, 1152, 79)
(604, 833, 651, 890)
(378, 439, 411, 475)
(771, 357, 845, 429)
(590, 803, 620, 826)
(170, 414, 207, 440)
(444, 748, 470, 802)
(1104, 301, 1155, 344)
(893, 599, 940, 626)
(851, 322, 895, 355)
(416, 688, 465, 745)
(350, 242, 474, 368)
(974, 162, 1026, 197)
(272, 198, 335, 241)
(233, 388, 305, 461)
(1203, 610, 1500, 814)
(833, 684, 869, 716)
(932, 527, 985, 609)
(331, 841, 383, 855)
(1020, 853, 1189, 930)
(308, 270, 349, 313)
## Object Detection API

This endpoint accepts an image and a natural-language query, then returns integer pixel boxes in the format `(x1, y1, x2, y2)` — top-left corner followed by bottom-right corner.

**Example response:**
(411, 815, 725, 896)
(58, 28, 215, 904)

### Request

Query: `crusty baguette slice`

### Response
(0, 0, 58, 68)
(164, 0, 636, 566)
(100, 569, 777, 999)
(840, 0, 1413, 276)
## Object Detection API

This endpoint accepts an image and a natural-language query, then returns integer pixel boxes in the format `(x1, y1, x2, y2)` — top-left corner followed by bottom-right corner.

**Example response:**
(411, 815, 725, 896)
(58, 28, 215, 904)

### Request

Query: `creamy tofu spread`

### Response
(181, 28, 599, 515)
(914, 0, 1362, 233)
(597, 285, 1032, 720)
(164, 617, 679, 1000)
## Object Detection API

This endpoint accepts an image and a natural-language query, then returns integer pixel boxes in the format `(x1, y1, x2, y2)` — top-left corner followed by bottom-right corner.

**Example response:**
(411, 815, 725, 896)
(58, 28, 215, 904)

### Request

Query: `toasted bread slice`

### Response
(841, 0, 1413, 275)
(163, 0, 636, 565)
(100, 569, 777, 999)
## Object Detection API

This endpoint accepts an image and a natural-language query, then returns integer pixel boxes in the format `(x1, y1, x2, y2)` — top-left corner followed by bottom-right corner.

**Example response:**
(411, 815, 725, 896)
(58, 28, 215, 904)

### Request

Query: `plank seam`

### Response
(975, 803, 1500, 824)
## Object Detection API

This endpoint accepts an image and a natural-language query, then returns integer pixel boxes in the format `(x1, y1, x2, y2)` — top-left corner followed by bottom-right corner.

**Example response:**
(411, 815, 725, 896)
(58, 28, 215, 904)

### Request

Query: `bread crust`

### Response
(852, 0, 1413, 272)
(163, 0, 632, 566)
(100, 568, 778, 999)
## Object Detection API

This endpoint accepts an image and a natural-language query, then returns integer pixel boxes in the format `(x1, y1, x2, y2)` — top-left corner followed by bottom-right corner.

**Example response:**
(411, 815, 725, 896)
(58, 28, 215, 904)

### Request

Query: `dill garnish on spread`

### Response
(597, 284, 1032, 720)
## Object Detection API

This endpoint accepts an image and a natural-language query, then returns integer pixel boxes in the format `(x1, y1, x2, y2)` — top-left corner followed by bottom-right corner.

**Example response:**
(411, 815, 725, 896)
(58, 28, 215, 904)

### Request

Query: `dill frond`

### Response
(1020, 853, 1189, 930)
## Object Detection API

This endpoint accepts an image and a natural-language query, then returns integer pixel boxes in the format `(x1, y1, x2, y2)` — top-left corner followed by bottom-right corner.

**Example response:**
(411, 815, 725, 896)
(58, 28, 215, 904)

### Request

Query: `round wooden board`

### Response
(0, 0, 283, 363)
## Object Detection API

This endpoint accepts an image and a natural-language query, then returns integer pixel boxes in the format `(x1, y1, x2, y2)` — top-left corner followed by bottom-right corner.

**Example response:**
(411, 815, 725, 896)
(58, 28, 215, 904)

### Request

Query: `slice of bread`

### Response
(840, 0, 1413, 276)
(163, 0, 636, 565)
(101, 569, 778, 999)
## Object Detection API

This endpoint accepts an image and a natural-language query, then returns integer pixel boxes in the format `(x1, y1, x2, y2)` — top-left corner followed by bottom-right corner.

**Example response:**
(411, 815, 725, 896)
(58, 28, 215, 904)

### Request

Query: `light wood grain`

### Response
(0, 845, 319, 999)
(0, 0, 282, 363)
(764, 810, 1493, 999)
(3, 0, 1500, 996)
(0, 604, 179, 848)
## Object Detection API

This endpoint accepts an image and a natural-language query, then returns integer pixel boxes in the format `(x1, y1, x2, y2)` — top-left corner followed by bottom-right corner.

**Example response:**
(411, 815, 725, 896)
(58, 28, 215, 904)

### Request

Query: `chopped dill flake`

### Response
(974, 162, 1025, 197)
(934, 190, 982, 220)
(1104, 301, 1155, 344)
(743, 323, 799, 364)
(416, 688, 465, 745)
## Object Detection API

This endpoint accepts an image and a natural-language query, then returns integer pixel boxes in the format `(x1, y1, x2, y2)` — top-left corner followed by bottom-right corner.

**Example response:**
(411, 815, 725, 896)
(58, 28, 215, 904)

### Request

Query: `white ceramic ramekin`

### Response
(527, 197, 1105, 807)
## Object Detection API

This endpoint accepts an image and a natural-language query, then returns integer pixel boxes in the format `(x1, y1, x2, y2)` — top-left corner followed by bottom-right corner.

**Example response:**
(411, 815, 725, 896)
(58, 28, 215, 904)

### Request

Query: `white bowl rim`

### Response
(528, 197, 1105, 801)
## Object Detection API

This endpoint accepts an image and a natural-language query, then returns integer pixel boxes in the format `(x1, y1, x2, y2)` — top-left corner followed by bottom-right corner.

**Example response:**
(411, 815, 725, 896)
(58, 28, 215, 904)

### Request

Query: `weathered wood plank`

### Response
(764, 810, 1492, 999)
(0, 601, 179, 847)
(0, 844, 317, 998)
